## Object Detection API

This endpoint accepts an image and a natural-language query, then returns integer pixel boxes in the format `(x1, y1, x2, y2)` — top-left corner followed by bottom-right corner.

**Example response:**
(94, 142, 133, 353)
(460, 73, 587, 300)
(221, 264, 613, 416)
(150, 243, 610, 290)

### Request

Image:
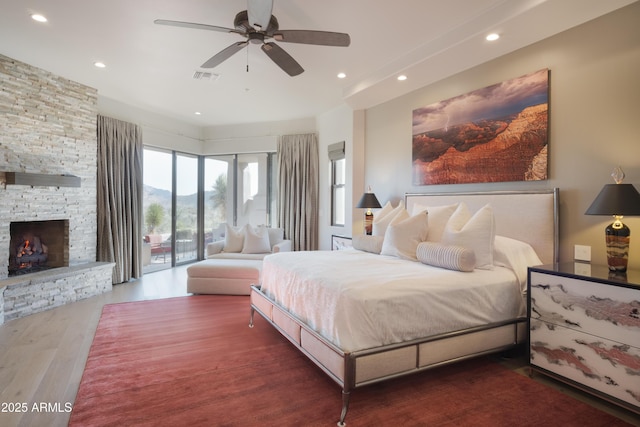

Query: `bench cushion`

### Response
(186, 259, 262, 295)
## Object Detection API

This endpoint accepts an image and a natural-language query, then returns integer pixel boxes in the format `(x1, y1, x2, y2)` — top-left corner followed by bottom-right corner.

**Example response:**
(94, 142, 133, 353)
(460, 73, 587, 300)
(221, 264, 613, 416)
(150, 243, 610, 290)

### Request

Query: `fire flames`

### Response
(17, 240, 33, 257)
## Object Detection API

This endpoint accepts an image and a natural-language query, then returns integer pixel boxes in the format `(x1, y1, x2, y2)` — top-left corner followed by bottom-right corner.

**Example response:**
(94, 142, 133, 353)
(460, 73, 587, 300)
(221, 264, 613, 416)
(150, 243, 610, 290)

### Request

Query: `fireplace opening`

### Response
(9, 220, 69, 276)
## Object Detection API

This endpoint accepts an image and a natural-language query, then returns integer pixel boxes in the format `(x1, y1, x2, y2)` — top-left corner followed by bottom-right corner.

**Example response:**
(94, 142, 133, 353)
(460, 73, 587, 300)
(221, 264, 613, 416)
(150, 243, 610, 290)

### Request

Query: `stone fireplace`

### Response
(0, 54, 114, 323)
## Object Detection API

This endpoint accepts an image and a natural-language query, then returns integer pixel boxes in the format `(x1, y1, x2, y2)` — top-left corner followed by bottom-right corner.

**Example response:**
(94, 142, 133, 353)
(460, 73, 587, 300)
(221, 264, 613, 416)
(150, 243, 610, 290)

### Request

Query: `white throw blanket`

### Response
(260, 249, 525, 352)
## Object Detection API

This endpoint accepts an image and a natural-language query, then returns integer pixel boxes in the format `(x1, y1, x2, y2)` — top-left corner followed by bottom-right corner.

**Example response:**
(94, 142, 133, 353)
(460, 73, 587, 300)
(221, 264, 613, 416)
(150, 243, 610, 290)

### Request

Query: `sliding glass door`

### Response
(204, 155, 233, 255)
(142, 148, 173, 273)
(143, 148, 277, 272)
(175, 153, 198, 264)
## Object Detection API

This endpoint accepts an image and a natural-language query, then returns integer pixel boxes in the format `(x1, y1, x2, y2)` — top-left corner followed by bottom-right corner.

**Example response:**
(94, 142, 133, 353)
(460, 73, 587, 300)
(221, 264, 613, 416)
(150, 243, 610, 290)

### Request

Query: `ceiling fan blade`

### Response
(274, 30, 350, 47)
(202, 41, 249, 68)
(247, 0, 273, 30)
(261, 42, 304, 76)
(154, 19, 235, 34)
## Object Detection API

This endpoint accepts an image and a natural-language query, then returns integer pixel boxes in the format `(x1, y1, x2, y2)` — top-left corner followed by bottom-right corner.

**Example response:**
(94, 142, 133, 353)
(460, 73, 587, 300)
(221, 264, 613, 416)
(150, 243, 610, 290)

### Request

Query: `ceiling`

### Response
(0, 0, 635, 128)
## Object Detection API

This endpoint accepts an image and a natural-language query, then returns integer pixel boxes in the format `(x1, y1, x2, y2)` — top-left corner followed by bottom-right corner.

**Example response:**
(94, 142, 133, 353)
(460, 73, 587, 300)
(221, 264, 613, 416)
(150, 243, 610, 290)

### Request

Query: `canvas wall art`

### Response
(412, 69, 549, 185)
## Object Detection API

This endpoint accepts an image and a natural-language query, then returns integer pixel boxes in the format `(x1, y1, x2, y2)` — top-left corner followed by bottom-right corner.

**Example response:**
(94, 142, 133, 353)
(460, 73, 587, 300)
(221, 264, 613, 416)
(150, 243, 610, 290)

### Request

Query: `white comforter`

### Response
(260, 249, 525, 352)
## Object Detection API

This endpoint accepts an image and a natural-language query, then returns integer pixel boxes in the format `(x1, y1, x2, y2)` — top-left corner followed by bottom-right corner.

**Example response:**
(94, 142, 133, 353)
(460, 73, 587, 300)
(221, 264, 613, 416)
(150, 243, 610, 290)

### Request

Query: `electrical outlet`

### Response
(574, 245, 591, 262)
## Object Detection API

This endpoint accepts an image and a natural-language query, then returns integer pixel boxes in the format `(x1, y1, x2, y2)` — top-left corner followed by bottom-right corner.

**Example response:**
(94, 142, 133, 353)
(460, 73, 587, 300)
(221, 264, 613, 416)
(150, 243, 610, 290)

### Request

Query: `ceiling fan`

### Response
(155, 0, 350, 76)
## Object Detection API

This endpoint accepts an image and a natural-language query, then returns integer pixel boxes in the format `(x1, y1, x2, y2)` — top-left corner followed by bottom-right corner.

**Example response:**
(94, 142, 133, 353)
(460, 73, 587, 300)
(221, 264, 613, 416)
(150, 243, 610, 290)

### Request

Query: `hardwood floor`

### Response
(0, 265, 190, 427)
(0, 265, 638, 427)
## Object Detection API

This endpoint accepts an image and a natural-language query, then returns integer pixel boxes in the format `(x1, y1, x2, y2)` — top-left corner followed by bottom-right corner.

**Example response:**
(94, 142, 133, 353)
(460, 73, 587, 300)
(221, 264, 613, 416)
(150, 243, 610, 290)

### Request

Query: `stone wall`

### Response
(0, 55, 113, 323)
(0, 54, 98, 279)
(1, 262, 113, 322)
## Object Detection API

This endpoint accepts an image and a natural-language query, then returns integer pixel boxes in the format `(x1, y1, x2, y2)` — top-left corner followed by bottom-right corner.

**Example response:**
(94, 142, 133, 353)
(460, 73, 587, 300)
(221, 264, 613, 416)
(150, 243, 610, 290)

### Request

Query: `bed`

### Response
(249, 189, 559, 425)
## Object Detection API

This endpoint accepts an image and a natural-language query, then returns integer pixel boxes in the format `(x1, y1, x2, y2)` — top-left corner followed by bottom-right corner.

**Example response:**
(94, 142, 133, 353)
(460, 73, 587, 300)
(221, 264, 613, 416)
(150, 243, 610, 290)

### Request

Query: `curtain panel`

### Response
(277, 133, 319, 251)
(97, 115, 143, 284)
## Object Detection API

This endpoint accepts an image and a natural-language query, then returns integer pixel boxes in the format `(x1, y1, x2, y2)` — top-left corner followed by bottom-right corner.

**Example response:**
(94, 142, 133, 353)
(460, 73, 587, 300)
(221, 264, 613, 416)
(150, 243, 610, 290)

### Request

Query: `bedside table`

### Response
(528, 263, 640, 415)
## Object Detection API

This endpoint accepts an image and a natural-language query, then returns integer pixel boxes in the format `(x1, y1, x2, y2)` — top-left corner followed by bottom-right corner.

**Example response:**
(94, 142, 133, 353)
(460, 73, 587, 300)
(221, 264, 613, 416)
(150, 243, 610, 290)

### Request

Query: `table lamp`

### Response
(356, 186, 381, 235)
(585, 167, 640, 272)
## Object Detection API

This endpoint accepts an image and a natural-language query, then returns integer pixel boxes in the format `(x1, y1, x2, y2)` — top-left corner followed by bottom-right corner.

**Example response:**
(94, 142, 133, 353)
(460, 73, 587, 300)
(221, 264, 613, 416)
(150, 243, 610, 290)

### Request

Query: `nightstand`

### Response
(528, 263, 640, 415)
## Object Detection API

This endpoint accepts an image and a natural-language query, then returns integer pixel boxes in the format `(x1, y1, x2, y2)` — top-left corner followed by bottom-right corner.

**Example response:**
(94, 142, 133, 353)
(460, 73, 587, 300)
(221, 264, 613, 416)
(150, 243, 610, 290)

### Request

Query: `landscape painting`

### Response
(412, 69, 549, 185)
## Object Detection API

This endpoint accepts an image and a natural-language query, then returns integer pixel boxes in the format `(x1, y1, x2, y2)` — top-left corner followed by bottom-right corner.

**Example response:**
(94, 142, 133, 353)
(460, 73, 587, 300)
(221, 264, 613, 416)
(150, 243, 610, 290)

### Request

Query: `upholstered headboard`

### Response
(405, 189, 559, 265)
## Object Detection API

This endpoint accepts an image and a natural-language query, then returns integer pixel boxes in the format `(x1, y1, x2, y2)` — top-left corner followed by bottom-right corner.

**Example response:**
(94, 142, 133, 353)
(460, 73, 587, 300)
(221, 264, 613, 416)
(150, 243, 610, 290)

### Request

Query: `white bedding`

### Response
(260, 249, 526, 352)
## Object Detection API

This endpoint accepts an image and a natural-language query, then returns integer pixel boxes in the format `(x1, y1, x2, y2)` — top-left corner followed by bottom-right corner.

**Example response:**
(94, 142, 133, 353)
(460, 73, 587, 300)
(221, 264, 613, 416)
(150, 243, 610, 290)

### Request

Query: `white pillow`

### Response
(352, 235, 384, 254)
(267, 227, 284, 248)
(376, 201, 394, 220)
(494, 235, 542, 292)
(441, 203, 495, 269)
(242, 225, 272, 254)
(380, 210, 428, 261)
(223, 224, 244, 253)
(416, 242, 476, 272)
(411, 203, 459, 242)
(372, 201, 405, 236)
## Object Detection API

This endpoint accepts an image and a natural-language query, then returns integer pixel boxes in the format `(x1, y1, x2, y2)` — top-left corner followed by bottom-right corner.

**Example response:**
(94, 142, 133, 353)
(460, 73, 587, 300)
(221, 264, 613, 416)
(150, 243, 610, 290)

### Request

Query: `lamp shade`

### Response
(585, 184, 640, 216)
(356, 192, 381, 209)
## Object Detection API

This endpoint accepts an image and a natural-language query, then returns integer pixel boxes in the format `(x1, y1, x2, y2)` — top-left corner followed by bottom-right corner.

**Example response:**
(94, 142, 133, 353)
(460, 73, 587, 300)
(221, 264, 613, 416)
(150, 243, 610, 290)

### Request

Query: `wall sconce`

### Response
(356, 186, 381, 235)
(585, 167, 640, 272)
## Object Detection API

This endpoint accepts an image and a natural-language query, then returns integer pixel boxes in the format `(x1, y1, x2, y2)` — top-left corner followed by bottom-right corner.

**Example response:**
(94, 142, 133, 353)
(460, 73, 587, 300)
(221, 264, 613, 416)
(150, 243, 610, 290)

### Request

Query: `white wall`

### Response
(98, 96, 203, 154)
(360, 3, 640, 267)
(201, 118, 316, 155)
(316, 105, 363, 250)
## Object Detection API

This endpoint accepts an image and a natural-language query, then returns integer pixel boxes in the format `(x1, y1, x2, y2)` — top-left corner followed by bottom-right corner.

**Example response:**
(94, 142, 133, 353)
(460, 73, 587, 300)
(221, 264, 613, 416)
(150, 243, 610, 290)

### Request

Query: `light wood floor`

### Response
(0, 265, 638, 427)
(0, 266, 190, 427)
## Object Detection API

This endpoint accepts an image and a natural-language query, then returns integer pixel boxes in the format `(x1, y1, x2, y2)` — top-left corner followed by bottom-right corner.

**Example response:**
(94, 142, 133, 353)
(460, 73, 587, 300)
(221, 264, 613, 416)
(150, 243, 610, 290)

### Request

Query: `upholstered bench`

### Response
(186, 259, 262, 295)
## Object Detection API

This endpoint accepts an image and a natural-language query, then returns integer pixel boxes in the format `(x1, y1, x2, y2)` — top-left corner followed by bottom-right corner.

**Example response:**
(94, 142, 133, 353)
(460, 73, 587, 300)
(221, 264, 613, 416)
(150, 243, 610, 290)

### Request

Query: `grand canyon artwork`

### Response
(412, 69, 549, 185)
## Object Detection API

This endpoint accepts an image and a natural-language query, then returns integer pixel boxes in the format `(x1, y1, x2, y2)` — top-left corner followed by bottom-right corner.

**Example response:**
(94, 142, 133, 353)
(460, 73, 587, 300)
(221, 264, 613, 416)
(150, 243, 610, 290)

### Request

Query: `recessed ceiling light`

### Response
(397, 75, 407, 81)
(486, 33, 500, 41)
(337, 72, 346, 79)
(195, 112, 201, 115)
(31, 14, 47, 23)
(94, 62, 106, 68)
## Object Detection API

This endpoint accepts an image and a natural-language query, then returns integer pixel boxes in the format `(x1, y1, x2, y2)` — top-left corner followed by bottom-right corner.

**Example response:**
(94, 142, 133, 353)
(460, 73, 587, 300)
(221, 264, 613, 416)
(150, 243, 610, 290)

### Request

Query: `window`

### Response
(143, 148, 277, 271)
(175, 153, 198, 263)
(329, 142, 346, 227)
(204, 152, 277, 257)
(142, 148, 173, 273)
(204, 155, 232, 245)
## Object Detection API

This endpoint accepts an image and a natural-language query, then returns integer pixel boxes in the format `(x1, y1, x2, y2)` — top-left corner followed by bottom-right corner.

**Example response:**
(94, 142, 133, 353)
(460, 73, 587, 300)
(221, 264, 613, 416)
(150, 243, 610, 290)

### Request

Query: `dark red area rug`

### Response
(70, 296, 634, 426)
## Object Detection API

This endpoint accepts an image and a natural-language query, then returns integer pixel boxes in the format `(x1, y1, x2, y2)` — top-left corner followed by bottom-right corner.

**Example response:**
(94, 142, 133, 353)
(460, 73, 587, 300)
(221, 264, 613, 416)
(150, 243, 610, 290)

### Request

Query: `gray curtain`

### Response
(97, 115, 143, 284)
(277, 133, 319, 251)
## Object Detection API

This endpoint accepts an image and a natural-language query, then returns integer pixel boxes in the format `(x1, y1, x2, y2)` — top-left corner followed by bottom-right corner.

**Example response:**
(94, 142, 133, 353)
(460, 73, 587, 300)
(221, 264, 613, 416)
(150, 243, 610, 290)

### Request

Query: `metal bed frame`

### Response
(250, 189, 559, 425)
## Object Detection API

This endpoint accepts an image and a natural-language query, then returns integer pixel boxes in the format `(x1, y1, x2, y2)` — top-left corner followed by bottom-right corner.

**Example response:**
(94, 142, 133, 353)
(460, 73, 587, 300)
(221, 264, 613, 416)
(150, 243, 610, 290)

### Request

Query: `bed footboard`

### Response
(250, 285, 526, 426)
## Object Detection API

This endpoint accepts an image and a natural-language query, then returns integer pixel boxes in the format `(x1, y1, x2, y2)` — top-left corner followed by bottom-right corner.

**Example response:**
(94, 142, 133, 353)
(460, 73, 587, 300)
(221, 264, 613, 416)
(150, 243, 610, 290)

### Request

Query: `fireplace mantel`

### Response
(4, 172, 81, 188)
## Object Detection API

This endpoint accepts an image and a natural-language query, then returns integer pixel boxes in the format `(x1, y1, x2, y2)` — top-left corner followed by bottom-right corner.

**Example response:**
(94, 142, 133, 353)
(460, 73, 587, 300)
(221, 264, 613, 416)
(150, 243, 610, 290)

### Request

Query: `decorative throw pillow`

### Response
(242, 225, 272, 254)
(376, 201, 394, 221)
(380, 210, 428, 261)
(223, 224, 244, 253)
(493, 235, 542, 292)
(416, 242, 476, 272)
(372, 201, 405, 236)
(411, 203, 459, 242)
(352, 235, 384, 254)
(267, 227, 284, 248)
(441, 203, 495, 269)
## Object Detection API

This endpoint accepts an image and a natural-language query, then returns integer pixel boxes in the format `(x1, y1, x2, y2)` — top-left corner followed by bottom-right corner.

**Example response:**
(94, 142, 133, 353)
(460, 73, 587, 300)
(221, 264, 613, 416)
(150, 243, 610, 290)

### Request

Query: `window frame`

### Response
(328, 142, 346, 227)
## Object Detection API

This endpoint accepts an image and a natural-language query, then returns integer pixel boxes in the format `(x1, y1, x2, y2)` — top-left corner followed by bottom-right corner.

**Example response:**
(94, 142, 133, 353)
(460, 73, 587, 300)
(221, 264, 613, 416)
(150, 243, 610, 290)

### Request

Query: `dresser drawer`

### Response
(529, 271, 640, 346)
(530, 318, 640, 411)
